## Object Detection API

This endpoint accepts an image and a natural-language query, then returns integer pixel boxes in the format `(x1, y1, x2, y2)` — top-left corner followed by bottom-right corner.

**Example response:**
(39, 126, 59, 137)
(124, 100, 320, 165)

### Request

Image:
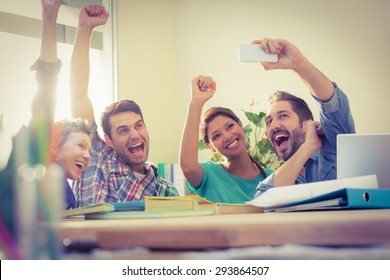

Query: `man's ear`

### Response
(302, 120, 309, 133)
(104, 134, 114, 147)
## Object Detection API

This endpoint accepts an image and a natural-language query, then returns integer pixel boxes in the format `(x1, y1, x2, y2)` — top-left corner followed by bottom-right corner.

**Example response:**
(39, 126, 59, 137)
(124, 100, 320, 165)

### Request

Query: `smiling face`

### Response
(265, 100, 307, 161)
(55, 132, 92, 180)
(206, 115, 247, 159)
(104, 111, 149, 174)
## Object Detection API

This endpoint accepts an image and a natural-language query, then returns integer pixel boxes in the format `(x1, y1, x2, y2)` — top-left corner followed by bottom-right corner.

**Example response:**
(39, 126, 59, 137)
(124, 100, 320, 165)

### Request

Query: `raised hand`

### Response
(79, 4, 109, 29)
(190, 75, 216, 105)
(41, 0, 62, 13)
(303, 120, 323, 152)
(252, 38, 305, 71)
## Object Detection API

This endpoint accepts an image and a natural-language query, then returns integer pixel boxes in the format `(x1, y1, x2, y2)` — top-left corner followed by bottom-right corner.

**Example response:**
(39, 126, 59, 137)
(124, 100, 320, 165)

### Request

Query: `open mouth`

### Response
(273, 132, 290, 149)
(75, 161, 85, 172)
(226, 139, 239, 149)
(128, 142, 144, 154)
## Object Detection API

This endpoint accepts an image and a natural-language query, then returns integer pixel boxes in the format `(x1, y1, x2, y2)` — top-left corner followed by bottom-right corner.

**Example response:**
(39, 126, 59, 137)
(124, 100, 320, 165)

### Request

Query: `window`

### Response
(0, 0, 115, 167)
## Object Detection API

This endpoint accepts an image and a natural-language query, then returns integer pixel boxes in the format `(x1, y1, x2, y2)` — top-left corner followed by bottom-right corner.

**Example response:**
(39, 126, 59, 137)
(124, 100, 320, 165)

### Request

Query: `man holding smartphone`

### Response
(253, 38, 355, 196)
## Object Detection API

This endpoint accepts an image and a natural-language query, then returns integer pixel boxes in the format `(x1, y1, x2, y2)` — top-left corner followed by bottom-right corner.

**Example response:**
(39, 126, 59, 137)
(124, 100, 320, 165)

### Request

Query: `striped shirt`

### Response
(72, 121, 178, 207)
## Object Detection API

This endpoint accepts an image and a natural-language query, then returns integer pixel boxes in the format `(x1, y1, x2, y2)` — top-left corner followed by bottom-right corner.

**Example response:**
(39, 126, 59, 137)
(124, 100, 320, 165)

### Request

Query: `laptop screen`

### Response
(337, 133, 390, 188)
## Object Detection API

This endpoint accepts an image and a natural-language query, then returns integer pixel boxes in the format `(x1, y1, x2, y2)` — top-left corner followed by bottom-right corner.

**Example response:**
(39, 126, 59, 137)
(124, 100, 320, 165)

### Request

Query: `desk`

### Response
(58, 209, 390, 251)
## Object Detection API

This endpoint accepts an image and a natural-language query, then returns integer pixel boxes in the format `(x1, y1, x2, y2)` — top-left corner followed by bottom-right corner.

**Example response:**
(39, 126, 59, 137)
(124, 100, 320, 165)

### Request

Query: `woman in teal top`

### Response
(180, 75, 273, 203)
(187, 162, 273, 203)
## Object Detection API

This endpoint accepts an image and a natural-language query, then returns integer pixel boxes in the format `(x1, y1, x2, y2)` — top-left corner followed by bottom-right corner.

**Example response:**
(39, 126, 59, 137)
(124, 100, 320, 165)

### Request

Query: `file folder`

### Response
(247, 175, 378, 208)
(265, 188, 390, 212)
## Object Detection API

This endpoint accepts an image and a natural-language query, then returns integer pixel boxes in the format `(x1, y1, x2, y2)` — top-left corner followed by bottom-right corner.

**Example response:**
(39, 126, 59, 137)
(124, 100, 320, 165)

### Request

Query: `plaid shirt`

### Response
(72, 121, 178, 207)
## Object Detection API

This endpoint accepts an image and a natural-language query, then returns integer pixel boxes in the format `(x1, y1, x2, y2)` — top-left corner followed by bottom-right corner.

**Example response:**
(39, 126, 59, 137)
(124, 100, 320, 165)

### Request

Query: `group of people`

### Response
(1, 1, 355, 213)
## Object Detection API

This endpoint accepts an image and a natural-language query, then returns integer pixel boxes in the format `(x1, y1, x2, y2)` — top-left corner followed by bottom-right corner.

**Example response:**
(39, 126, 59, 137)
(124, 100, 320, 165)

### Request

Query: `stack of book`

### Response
(60, 174, 390, 219)
(60, 194, 263, 220)
(144, 195, 263, 215)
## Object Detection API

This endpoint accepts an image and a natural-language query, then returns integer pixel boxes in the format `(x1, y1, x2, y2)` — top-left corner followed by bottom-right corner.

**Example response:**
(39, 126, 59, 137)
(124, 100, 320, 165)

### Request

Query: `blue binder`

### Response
(265, 188, 390, 212)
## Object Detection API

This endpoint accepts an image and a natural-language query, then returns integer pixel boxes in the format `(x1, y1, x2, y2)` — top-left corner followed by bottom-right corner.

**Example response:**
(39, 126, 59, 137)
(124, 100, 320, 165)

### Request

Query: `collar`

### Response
(103, 151, 158, 177)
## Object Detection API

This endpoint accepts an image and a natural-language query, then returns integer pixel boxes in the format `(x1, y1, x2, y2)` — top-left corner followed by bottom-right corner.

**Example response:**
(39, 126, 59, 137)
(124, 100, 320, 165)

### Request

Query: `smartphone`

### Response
(238, 44, 278, 62)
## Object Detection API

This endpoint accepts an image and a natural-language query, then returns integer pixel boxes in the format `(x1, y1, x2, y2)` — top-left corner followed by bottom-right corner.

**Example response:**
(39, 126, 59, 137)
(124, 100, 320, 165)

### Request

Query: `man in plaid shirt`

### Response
(69, 4, 178, 206)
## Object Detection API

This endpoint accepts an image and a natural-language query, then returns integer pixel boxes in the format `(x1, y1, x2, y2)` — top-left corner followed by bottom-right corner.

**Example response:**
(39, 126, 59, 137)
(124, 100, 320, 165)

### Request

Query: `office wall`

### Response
(117, 0, 390, 164)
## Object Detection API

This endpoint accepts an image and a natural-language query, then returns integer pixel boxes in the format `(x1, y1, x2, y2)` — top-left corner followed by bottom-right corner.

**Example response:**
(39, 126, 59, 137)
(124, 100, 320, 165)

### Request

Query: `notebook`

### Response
(337, 133, 390, 188)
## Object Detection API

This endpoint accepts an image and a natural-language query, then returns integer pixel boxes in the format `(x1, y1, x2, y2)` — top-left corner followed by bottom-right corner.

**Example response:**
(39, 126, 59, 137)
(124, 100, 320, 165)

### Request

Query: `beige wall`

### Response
(117, 0, 390, 164)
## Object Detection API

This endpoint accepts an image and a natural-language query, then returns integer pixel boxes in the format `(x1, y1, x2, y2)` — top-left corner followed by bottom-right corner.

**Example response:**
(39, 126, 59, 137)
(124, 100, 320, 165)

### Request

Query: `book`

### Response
(214, 203, 264, 215)
(61, 203, 115, 218)
(145, 195, 263, 214)
(265, 188, 390, 212)
(113, 201, 145, 211)
(84, 208, 216, 220)
(62, 195, 264, 218)
(60, 201, 145, 218)
(144, 196, 199, 211)
(191, 195, 265, 214)
(246, 174, 379, 208)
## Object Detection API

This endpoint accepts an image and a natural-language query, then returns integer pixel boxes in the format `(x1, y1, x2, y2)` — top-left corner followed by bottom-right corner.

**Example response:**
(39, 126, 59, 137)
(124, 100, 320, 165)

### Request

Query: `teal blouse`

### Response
(187, 162, 273, 203)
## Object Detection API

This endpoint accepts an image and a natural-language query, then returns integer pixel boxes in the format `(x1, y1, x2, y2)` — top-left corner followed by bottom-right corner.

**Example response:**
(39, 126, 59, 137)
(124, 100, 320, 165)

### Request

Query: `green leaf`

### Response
(256, 141, 268, 154)
(258, 111, 266, 119)
(257, 112, 266, 128)
(198, 139, 207, 150)
(244, 111, 262, 126)
(243, 124, 252, 137)
(210, 152, 224, 163)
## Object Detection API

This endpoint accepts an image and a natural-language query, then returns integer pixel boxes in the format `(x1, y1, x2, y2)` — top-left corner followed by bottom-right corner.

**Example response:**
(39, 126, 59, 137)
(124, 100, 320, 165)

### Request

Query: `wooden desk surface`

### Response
(58, 209, 390, 250)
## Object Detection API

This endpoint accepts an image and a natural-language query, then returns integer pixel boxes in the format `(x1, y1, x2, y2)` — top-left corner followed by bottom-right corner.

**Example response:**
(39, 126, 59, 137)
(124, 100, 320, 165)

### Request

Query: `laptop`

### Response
(337, 133, 390, 188)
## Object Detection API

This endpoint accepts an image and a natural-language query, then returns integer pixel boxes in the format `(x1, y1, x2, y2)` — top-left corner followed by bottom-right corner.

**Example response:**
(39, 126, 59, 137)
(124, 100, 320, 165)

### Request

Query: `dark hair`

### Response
(200, 106, 267, 178)
(51, 117, 91, 152)
(268, 91, 313, 125)
(101, 100, 144, 139)
(200, 107, 242, 145)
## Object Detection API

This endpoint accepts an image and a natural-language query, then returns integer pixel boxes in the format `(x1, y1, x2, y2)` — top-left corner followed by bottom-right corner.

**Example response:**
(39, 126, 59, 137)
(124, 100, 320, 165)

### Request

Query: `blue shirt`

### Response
(187, 162, 273, 203)
(255, 83, 355, 196)
(64, 178, 76, 210)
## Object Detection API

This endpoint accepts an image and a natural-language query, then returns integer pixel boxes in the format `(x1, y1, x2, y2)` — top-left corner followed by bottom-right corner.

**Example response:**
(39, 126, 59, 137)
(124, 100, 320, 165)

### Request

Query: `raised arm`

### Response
(70, 4, 109, 124)
(253, 38, 335, 102)
(179, 75, 216, 188)
(29, 0, 62, 132)
(273, 120, 323, 187)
